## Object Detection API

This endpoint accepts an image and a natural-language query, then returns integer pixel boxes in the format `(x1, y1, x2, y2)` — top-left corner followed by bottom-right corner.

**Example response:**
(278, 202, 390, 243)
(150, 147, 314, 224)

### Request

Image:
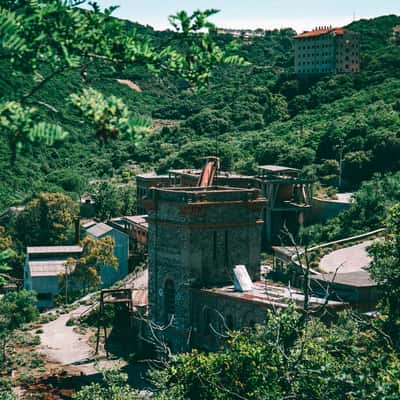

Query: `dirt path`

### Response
(37, 269, 148, 375)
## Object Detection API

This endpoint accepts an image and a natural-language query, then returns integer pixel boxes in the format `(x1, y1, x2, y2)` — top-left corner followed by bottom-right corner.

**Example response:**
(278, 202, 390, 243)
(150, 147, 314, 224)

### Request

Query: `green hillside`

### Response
(1, 13, 400, 210)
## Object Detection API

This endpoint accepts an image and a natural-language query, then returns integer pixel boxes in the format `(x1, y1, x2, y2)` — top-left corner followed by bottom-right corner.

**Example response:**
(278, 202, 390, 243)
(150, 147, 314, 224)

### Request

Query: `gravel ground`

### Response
(319, 240, 376, 274)
(37, 269, 148, 375)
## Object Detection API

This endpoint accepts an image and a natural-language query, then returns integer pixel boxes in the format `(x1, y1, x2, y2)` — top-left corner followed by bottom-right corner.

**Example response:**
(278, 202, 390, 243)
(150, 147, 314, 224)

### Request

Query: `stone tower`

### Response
(146, 186, 266, 351)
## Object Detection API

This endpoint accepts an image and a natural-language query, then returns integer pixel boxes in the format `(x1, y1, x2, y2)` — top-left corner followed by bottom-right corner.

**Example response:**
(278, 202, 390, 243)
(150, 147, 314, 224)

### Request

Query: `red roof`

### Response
(294, 27, 345, 39)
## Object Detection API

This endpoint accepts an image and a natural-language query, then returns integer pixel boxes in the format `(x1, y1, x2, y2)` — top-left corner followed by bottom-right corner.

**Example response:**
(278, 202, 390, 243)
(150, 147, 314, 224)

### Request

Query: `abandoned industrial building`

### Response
(111, 158, 369, 353)
(21, 158, 377, 353)
(136, 160, 348, 247)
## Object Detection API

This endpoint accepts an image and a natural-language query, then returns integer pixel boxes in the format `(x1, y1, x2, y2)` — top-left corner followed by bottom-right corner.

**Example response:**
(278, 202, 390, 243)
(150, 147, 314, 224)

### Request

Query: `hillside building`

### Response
(24, 223, 129, 308)
(393, 25, 400, 45)
(257, 165, 313, 245)
(24, 245, 82, 308)
(108, 215, 149, 254)
(85, 222, 129, 286)
(294, 26, 360, 75)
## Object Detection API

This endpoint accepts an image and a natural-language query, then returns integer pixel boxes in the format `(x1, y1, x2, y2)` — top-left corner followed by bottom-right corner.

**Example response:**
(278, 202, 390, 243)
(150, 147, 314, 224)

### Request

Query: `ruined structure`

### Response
(147, 186, 265, 351)
(258, 165, 313, 245)
(136, 164, 314, 247)
(145, 185, 345, 352)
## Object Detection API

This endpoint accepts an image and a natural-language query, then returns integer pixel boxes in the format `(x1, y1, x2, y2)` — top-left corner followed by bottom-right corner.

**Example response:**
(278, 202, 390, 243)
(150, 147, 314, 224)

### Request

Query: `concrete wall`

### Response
(305, 197, 351, 225)
(190, 290, 268, 351)
(335, 31, 360, 73)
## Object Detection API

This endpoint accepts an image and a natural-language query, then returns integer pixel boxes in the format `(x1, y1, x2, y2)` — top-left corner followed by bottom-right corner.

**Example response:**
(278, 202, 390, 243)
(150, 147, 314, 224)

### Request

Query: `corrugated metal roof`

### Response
(27, 245, 82, 254)
(28, 260, 73, 277)
(202, 281, 345, 309)
(86, 222, 113, 237)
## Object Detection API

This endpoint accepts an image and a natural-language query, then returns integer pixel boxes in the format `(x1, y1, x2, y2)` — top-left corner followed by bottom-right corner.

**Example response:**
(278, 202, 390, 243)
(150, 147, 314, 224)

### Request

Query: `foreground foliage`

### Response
(0, 290, 38, 363)
(369, 204, 400, 344)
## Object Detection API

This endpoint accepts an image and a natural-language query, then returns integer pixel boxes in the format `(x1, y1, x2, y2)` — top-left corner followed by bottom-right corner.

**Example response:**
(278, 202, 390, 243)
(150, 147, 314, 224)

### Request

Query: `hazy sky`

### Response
(91, 0, 400, 32)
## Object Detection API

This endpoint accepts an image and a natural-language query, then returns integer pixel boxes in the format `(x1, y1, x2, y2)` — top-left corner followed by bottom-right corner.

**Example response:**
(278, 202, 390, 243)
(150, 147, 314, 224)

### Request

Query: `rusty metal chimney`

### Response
(74, 216, 80, 244)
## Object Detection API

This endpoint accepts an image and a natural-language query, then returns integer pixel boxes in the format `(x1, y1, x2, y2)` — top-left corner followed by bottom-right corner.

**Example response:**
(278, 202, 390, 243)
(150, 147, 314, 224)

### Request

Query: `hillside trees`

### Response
(15, 192, 78, 246)
(301, 172, 400, 244)
(91, 181, 136, 221)
(0, 226, 15, 287)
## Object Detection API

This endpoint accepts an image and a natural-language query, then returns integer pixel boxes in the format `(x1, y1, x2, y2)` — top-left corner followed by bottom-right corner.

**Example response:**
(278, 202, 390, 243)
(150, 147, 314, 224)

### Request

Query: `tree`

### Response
(0, 227, 18, 289)
(62, 236, 117, 297)
(0, 248, 15, 289)
(91, 182, 123, 221)
(0, 2, 248, 164)
(73, 367, 139, 400)
(369, 203, 400, 343)
(148, 307, 400, 400)
(70, 88, 152, 144)
(0, 290, 38, 363)
(16, 192, 78, 246)
(0, 101, 68, 164)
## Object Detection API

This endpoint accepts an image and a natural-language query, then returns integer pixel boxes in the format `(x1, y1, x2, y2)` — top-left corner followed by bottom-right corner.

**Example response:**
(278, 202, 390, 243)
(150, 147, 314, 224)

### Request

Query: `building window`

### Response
(37, 293, 52, 301)
(226, 314, 234, 331)
(213, 231, 217, 260)
(203, 308, 213, 336)
(224, 230, 229, 266)
(164, 279, 175, 318)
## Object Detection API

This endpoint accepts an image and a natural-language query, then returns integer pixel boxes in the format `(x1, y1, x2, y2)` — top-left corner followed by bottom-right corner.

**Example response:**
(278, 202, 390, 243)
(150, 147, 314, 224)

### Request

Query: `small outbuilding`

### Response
(85, 222, 129, 286)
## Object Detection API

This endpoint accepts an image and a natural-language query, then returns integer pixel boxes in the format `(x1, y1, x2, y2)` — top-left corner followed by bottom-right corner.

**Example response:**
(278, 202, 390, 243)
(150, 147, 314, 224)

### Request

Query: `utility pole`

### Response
(337, 138, 344, 190)
(64, 263, 69, 304)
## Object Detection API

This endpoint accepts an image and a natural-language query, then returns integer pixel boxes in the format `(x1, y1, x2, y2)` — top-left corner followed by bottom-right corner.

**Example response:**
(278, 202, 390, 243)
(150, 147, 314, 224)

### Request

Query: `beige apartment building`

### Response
(294, 26, 360, 75)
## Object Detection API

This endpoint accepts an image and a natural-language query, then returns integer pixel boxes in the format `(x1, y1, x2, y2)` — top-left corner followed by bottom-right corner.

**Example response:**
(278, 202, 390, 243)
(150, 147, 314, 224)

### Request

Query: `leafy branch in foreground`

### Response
(167, 9, 251, 88)
(0, 6, 26, 56)
(0, 101, 68, 163)
(0, 2, 249, 165)
(70, 88, 152, 143)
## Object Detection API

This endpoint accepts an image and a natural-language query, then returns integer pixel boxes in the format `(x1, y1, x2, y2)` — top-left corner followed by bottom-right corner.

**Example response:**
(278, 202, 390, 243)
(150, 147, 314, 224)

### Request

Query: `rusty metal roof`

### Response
(201, 281, 345, 309)
(124, 215, 148, 228)
(131, 288, 148, 307)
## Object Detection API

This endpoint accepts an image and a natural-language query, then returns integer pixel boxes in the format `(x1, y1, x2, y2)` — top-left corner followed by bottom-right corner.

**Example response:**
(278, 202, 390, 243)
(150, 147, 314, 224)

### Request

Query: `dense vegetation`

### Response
(1, 13, 400, 213)
(1, 2, 400, 399)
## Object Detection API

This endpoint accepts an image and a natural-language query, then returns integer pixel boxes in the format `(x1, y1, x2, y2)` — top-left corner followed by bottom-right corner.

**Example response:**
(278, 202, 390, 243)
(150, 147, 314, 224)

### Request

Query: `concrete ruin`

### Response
(144, 184, 346, 352)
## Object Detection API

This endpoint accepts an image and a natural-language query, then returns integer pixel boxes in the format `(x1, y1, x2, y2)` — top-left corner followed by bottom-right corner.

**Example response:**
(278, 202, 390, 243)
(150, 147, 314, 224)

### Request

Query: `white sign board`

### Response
(233, 265, 253, 292)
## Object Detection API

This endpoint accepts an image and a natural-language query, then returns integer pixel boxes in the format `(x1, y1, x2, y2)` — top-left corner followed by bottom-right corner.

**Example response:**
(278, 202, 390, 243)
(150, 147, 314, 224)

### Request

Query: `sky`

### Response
(89, 0, 400, 32)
